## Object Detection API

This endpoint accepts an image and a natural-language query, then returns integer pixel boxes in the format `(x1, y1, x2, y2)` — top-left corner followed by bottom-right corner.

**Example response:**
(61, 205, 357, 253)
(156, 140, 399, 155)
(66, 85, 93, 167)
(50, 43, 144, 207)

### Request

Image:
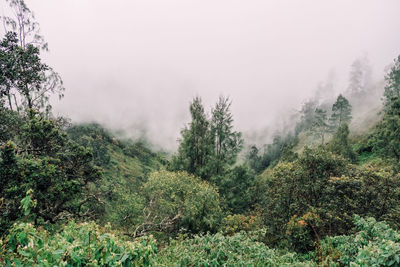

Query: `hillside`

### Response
(66, 123, 167, 228)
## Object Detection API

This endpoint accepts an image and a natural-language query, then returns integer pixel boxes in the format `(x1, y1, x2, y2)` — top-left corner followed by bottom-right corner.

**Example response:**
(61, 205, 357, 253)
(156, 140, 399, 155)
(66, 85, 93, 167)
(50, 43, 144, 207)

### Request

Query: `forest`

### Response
(1, 1, 400, 266)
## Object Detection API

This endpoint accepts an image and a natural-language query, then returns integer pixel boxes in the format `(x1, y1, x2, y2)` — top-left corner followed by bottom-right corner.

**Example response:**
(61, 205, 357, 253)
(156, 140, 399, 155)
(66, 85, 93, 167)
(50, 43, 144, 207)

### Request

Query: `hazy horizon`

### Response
(15, 0, 400, 150)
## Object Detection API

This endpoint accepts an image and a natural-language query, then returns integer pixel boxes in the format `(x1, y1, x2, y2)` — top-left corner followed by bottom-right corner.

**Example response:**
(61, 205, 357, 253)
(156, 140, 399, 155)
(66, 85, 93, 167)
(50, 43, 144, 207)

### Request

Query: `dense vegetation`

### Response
(1, 1, 400, 265)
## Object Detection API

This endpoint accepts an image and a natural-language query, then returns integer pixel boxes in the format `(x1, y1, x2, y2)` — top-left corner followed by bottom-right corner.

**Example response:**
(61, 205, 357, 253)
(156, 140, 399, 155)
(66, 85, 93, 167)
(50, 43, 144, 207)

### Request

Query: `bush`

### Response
(153, 232, 314, 266)
(1, 221, 157, 266)
(140, 170, 222, 235)
(255, 147, 349, 247)
(320, 216, 400, 266)
(0, 112, 102, 234)
(221, 213, 262, 235)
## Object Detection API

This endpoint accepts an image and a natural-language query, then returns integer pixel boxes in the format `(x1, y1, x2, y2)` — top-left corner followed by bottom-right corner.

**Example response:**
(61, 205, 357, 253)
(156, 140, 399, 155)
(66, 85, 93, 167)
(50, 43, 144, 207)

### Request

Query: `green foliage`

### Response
(320, 216, 400, 266)
(328, 123, 356, 162)
(1, 221, 157, 266)
(67, 123, 113, 167)
(221, 214, 262, 236)
(0, 112, 102, 234)
(255, 147, 349, 247)
(326, 164, 400, 232)
(384, 55, 400, 107)
(311, 108, 329, 144)
(346, 56, 372, 101)
(171, 97, 213, 179)
(296, 100, 318, 133)
(65, 123, 166, 230)
(256, 143, 400, 253)
(372, 98, 400, 170)
(1, 4, 400, 262)
(140, 171, 222, 235)
(246, 133, 299, 174)
(0, 104, 23, 142)
(329, 94, 352, 130)
(0, 31, 63, 112)
(172, 96, 243, 180)
(20, 189, 37, 217)
(209, 96, 243, 177)
(153, 232, 313, 266)
(172, 96, 246, 217)
(217, 165, 254, 214)
(0, 0, 64, 113)
(286, 212, 321, 254)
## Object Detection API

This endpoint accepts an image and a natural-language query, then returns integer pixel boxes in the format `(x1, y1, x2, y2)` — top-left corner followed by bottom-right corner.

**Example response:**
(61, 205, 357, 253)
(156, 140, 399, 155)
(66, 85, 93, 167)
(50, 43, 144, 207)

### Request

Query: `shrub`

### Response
(153, 232, 315, 266)
(140, 170, 222, 235)
(1, 220, 157, 266)
(320, 216, 400, 266)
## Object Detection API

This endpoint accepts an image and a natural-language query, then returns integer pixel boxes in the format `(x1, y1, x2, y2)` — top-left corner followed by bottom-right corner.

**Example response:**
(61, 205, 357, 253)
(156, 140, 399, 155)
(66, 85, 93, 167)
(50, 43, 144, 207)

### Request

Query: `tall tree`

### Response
(311, 108, 329, 144)
(0, 0, 64, 113)
(384, 55, 400, 107)
(0, 32, 48, 111)
(210, 96, 243, 177)
(329, 94, 352, 130)
(296, 100, 318, 134)
(1, 0, 48, 50)
(346, 56, 372, 100)
(0, 32, 19, 110)
(171, 97, 212, 179)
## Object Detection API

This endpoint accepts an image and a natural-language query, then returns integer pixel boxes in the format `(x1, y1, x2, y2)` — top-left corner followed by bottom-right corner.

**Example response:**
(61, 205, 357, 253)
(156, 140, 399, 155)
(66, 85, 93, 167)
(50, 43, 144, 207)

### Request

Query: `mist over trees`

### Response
(2, 0, 400, 265)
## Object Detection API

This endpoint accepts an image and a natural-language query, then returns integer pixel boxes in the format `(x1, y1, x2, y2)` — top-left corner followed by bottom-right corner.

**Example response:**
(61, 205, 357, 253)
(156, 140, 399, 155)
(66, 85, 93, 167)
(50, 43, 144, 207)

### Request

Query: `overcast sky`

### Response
(16, 0, 400, 150)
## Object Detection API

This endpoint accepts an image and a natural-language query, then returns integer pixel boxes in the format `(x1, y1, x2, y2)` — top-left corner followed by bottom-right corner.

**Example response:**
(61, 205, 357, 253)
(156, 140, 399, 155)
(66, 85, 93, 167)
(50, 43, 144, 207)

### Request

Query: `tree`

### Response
(1, 0, 48, 50)
(329, 94, 352, 130)
(372, 98, 400, 169)
(171, 97, 212, 179)
(383, 55, 400, 107)
(311, 108, 329, 144)
(246, 145, 263, 173)
(139, 171, 222, 235)
(0, 102, 23, 143)
(328, 123, 356, 162)
(0, 32, 48, 111)
(209, 96, 243, 178)
(0, 32, 19, 109)
(0, 0, 64, 113)
(346, 56, 372, 100)
(296, 100, 318, 133)
(255, 147, 349, 247)
(172, 96, 243, 181)
(0, 112, 102, 233)
(218, 165, 254, 214)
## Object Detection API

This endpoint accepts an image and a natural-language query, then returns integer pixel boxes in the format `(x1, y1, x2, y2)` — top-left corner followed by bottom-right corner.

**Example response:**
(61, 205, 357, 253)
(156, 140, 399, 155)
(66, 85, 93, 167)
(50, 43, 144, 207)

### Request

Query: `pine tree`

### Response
(346, 56, 372, 100)
(172, 96, 243, 181)
(210, 96, 243, 177)
(311, 108, 328, 144)
(329, 94, 352, 130)
(296, 100, 318, 133)
(171, 97, 212, 179)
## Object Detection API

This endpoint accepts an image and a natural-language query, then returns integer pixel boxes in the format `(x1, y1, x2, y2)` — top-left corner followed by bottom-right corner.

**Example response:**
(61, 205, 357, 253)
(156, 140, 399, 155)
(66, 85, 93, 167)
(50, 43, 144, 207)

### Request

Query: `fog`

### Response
(20, 0, 400, 150)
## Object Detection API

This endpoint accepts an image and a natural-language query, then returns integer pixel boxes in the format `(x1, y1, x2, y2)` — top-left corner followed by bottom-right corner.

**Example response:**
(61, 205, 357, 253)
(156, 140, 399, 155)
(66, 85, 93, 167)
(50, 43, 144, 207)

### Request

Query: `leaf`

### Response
(13, 259, 22, 267)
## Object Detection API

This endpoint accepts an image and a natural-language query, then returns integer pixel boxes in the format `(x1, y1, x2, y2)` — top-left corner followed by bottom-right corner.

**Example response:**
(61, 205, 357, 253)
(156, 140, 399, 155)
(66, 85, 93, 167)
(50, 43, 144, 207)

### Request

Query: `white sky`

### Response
(14, 0, 400, 150)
